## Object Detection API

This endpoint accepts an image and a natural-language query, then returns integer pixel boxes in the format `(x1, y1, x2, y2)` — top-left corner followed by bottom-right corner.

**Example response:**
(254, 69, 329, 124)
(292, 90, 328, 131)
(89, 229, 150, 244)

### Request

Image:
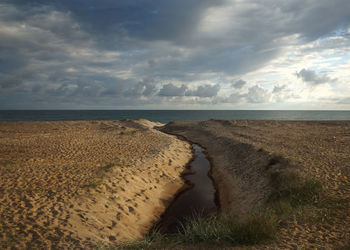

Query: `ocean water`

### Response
(0, 110, 350, 123)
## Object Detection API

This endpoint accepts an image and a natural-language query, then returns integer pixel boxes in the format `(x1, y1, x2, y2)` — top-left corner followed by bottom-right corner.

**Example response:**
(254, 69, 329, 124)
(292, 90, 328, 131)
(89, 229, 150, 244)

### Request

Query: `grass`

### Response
(82, 162, 116, 189)
(0, 160, 21, 175)
(268, 170, 323, 208)
(116, 153, 324, 249)
(120, 230, 168, 249)
(119, 130, 137, 136)
(178, 211, 278, 245)
(119, 211, 278, 249)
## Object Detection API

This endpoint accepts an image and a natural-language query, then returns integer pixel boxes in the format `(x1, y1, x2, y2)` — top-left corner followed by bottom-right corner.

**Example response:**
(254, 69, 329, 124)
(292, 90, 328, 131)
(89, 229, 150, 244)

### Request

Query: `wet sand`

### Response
(0, 119, 192, 248)
(162, 120, 350, 249)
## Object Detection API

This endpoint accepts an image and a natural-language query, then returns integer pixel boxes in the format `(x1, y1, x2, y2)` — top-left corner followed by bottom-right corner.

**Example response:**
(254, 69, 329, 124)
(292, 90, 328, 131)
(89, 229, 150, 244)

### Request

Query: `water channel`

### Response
(159, 144, 218, 233)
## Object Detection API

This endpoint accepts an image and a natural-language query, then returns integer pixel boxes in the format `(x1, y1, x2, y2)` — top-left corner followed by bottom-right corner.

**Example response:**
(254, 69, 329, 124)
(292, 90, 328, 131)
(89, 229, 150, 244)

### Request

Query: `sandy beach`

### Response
(0, 120, 192, 248)
(163, 120, 350, 249)
(0, 119, 350, 248)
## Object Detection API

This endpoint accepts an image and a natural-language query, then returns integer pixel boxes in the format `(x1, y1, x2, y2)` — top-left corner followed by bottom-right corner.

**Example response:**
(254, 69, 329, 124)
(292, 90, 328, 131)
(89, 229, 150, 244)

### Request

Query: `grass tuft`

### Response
(119, 211, 278, 249)
(178, 211, 277, 245)
(268, 170, 323, 208)
(120, 229, 169, 249)
(118, 153, 324, 249)
(83, 163, 116, 189)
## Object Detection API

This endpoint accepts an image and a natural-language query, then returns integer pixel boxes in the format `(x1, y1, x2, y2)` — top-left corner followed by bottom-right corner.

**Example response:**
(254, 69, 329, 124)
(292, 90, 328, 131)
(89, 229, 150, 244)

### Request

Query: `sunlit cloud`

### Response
(0, 0, 350, 109)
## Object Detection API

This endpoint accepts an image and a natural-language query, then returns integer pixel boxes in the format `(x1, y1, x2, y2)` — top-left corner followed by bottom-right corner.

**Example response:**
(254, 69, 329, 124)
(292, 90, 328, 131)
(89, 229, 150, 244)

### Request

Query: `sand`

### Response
(162, 120, 350, 249)
(1, 119, 350, 249)
(0, 120, 192, 248)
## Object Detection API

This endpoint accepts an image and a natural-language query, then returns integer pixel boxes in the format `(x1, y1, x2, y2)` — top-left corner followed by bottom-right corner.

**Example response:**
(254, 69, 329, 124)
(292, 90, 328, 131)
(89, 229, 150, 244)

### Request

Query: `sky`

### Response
(0, 0, 350, 110)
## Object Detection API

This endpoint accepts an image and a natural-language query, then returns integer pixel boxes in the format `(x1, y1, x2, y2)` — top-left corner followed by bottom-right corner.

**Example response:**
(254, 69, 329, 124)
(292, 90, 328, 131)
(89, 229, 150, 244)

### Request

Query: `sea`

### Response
(1, 110, 350, 123)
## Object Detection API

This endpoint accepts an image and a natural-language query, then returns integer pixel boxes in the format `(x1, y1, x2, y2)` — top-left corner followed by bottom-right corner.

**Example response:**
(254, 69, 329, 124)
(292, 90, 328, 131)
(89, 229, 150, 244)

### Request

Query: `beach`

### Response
(163, 120, 350, 249)
(0, 120, 192, 248)
(0, 119, 349, 248)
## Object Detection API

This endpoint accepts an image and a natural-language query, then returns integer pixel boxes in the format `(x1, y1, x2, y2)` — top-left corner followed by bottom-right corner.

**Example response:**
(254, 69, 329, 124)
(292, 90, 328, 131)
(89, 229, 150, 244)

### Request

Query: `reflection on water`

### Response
(159, 144, 217, 233)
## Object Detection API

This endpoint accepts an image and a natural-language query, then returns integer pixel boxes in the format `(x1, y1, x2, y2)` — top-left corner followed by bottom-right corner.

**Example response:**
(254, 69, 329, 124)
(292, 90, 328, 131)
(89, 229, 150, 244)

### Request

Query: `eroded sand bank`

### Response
(162, 120, 350, 249)
(1, 119, 350, 249)
(0, 120, 192, 248)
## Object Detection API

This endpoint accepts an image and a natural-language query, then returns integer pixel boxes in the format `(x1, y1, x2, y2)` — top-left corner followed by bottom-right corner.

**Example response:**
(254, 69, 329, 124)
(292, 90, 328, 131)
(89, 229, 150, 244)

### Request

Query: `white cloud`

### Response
(246, 85, 271, 103)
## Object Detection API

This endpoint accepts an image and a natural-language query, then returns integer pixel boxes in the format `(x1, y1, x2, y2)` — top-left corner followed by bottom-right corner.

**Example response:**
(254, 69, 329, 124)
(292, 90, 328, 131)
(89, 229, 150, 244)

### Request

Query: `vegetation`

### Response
(268, 170, 323, 209)
(119, 130, 137, 136)
(112, 153, 324, 249)
(83, 162, 116, 188)
(177, 211, 278, 245)
(119, 210, 278, 249)
(0, 160, 19, 174)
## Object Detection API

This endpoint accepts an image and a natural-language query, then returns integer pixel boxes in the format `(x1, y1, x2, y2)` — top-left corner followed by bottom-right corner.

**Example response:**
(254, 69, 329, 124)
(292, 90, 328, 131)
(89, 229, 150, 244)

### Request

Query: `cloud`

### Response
(296, 69, 334, 85)
(158, 83, 187, 96)
(272, 84, 287, 94)
(221, 93, 245, 104)
(0, 74, 22, 89)
(186, 84, 220, 97)
(232, 80, 246, 89)
(1, 1, 350, 109)
(271, 84, 298, 102)
(338, 97, 350, 104)
(124, 78, 157, 97)
(246, 85, 271, 103)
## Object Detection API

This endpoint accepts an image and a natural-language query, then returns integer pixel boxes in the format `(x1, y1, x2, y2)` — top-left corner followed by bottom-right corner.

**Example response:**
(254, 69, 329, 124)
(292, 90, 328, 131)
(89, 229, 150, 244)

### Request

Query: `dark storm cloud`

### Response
(296, 69, 335, 85)
(158, 83, 220, 98)
(4, 0, 225, 45)
(1, 0, 350, 108)
(158, 83, 187, 97)
(0, 75, 22, 89)
(185, 84, 220, 97)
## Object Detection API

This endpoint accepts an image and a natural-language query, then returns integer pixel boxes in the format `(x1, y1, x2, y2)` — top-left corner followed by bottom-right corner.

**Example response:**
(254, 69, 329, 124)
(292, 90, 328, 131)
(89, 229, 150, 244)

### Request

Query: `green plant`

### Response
(177, 211, 277, 245)
(118, 154, 324, 249)
(268, 170, 323, 208)
(83, 163, 115, 189)
(119, 130, 137, 136)
(119, 229, 170, 249)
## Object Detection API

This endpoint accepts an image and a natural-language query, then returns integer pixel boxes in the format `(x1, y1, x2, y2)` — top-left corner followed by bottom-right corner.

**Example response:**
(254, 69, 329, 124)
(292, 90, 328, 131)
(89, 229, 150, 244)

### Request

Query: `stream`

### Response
(159, 144, 218, 233)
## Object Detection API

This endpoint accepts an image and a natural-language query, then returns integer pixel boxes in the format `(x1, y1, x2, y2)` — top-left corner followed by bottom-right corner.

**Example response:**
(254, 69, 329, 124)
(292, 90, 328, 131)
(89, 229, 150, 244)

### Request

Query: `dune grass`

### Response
(119, 210, 278, 249)
(177, 210, 278, 245)
(116, 153, 324, 249)
(83, 162, 116, 188)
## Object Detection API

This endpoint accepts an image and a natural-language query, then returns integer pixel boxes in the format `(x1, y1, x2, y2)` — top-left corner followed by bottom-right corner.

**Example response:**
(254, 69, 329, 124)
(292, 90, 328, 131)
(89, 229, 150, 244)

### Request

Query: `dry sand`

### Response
(162, 120, 350, 249)
(1, 119, 350, 249)
(0, 120, 192, 248)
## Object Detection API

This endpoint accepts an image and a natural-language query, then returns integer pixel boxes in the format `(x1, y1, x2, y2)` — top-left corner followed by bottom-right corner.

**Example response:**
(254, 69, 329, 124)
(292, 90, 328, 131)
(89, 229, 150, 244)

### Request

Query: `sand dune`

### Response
(0, 120, 192, 248)
(162, 120, 350, 249)
(1, 119, 349, 248)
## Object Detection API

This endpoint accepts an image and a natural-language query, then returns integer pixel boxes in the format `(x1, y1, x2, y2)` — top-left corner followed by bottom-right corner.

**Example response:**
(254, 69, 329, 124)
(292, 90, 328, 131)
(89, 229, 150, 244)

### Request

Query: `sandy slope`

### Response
(0, 120, 192, 248)
(162, 120, 350, 249)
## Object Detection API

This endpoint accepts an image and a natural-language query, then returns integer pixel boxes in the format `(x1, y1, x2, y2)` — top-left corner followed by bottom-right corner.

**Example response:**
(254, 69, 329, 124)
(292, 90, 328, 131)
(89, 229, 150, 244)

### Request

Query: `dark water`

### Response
(159, 144, 217, 233)
(1, 110, 350, 123)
